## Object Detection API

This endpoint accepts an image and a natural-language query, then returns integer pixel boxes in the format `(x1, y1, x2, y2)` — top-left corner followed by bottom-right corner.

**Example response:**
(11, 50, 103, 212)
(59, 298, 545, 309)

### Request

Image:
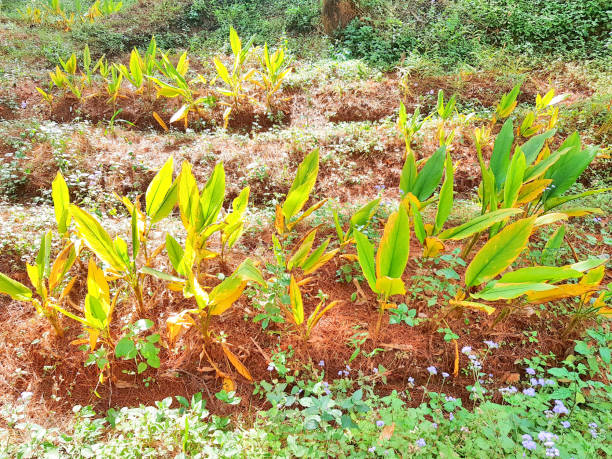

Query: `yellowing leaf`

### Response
(166, 309, 196, 345)
(423, 237, 444, 258)
(222, 377, 235, 392)
(289, 275, 304, 325)
(222, 344, 253, 381)
(526, 284, 599, 304)
(449, 299, 495, 315)
(534, 213, 568, 227)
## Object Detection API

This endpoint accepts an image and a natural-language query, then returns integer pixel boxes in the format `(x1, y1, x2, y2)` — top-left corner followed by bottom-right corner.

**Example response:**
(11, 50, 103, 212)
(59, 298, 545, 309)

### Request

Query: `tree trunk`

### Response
(321, 0, 358, 35)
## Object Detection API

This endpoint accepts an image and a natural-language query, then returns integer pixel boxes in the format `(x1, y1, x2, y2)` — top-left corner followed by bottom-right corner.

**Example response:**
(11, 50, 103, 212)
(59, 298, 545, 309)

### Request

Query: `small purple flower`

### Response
(21, 101, 27, 109)
(588, 422, 597, 429)
(484, 340, 499, 349)
(373, 367, 379, 374)
(522, 434, 537, 451)
(318, 360, 325, 367)
(368, 446, 376, 452)
(461, 346, 472, 354)
(537, 432, 558, 443)
(526, 367, 536, 375)
(338, 370, 343, 376)
(427, 366, 437, 375)
(267, 363, 275, 371)
(431, 423, 438, 429)
(445, 396, 456, 402)
(561, 421, 571, 428)
(449, 412, 454, 421)
(552, 400, 568, 415)
(523, 388, 536, 397)
(407, 377, 415, 384)
(415, 438, 426, 448)
(376, 420, 385, 428)
(442, 372, 449, 378)
(590, 429, 598, 438)
(530, 377, 539, 386)
(545, 448, 560, 457)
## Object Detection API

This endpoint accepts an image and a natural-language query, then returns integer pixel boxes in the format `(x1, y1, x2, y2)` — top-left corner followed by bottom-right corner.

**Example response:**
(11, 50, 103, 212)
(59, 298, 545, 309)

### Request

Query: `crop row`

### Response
(0, 85, 609, 389)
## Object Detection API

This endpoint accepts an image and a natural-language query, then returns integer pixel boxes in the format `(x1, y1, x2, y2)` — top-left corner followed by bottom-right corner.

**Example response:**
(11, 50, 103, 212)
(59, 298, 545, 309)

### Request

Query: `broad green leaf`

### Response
(490, 118, 514, 190)
(439, 208, 522, 241)
(350, 198, 380, 230)
(131, 207, 140, 263)
(498, 266, 582, 284)
(376, 207, 410, 279)
(177, 161, 203, 231)
(231, 258, 264, 285)
(35, 231, 52, 281)
(146, 156, 174, 221)
(521, 129, 556, 165)
(569, 255, 609, 273)
(282, 149, 319, 221)
(523, 148, 566, 182)
(0, 273, 32, 301)
(287, 229, 316, 271)
(465, 217, 535, 287)
(434, 152, 454, 234)
(541, 225, 565, 265)
(472, 282, 555, 301)
(200, 162, 225, 228)
(543, 188, 611, 211)
(140, 267, 184, 283)
(399, 152, 417, 196)
(354, 231, 376, 292)
(70, 205, 127, 272)
(503, 147, 526, 208)
(543, 133, 597, 199)
(52, 172, 71, 234)
(411, 146, 446, 201)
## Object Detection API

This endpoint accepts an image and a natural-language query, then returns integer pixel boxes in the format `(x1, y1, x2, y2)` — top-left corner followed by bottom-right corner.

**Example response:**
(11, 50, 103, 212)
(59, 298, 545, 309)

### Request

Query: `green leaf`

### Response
(521, 129, 556, 165)
(200, 162, 226, 228)
(0, 273, 33, 301)
(36, 231, 52, 281)
(411, 146, 446, 201)
(569, 255, 609, 273)
(354, 231, 377, 293)
(503, 147, 526, 208)
(543, 134, 597, 199)
(52, 172, 71, 234)
(439, 208, 522, 241)
(165, 234, 187, 277)
(399, 152, 417, 196)
(541, 225, 565, 265)
(140, 266, 184, 283)
(490, 118, 514, 191)
(115, 337, 136, 358)
(498, 266, 582, 284)
(131, 207, 139, 263)
(434, 152, 454, 234)
(282, 149, 319, 222)
(350, 198, 380, 230)
(146, 156, 175, 222)
(376, 207, 410, 279)
(465, 217, 535, 287)
(70, 205, 127, 272)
